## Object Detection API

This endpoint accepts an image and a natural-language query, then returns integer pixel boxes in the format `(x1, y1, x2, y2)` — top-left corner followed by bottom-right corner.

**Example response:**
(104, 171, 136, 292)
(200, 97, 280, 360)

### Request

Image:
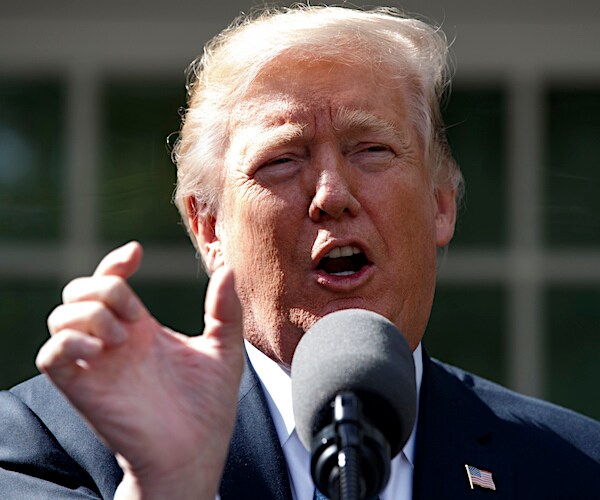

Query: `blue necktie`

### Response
(314, 488, 380, 500)
(314, 489, 328, 500)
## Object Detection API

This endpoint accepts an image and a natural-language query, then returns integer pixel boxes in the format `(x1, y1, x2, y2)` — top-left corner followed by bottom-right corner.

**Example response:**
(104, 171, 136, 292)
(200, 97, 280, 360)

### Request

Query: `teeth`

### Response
(340, 246, 353, 257)
(331, 271, 355, 276)
(328, 247, 342, 259)
(325, 246, 361, 259)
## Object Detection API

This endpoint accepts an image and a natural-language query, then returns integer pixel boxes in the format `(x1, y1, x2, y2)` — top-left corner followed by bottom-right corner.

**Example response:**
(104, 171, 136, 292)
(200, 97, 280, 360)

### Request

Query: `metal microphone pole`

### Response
(311, 392, 391, 500)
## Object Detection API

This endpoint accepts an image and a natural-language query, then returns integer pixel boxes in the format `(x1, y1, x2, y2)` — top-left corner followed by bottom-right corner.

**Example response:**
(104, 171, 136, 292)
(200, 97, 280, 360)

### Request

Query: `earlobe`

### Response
(185, 196, 224, 273)
(434, 187, 457, 248)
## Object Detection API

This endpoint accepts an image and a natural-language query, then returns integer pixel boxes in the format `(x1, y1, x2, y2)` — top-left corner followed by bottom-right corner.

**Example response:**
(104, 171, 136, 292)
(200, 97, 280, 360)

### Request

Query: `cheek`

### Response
(222, 193, 289, 270)
(382, 176, 437, 239)
(376, 183, 439, 288)
(241, 181, 308, 237)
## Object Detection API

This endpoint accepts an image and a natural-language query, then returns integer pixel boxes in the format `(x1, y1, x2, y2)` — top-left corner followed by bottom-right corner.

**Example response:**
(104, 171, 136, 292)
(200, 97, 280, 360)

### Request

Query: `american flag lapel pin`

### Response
(465, 464, 496, 491)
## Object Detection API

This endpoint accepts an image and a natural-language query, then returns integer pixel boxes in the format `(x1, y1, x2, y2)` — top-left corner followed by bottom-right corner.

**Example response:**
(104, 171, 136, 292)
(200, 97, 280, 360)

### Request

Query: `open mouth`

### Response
(317, 245, 370, 277)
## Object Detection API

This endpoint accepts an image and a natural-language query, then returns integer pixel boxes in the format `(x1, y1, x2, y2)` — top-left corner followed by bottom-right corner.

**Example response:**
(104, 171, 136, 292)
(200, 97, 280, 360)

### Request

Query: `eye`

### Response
(263, 157, 293, 167)
(255, 154, 302, 184)
(350, 143, 396, 171)
(360, 144, 395, 155)
(363, 145, 390, 153)
(348, 142, 396, 157)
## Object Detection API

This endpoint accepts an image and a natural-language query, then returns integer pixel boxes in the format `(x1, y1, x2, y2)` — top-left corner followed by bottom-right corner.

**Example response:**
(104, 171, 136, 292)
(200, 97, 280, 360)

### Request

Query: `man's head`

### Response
(174, 5, 462, 366)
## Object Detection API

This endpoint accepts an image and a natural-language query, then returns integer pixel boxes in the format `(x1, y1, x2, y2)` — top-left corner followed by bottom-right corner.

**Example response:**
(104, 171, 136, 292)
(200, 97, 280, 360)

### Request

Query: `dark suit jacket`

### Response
(1, 351, 599, 498)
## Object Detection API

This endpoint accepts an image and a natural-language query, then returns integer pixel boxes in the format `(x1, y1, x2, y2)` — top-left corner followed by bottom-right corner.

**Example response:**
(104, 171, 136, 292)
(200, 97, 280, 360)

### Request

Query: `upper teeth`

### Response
(325, 246, 361, 259)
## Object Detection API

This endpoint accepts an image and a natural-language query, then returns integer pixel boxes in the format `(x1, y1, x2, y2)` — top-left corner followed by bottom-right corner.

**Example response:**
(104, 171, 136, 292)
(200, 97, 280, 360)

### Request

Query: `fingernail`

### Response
(125, 296, 141, 322)
(111, 323, 129, 344)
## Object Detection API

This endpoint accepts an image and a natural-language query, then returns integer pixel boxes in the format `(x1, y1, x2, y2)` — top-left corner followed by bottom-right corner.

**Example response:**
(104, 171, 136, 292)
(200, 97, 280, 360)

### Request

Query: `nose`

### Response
(308, 157, 361, 222)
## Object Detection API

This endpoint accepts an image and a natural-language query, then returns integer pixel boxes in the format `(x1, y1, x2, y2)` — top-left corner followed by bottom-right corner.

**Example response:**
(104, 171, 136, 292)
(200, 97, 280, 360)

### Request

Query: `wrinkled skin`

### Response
(189, 58, 456, 367)
(39, 242, 244, 499)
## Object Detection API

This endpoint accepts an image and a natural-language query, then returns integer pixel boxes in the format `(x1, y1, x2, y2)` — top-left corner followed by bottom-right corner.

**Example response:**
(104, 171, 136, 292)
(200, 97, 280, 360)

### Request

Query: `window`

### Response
(0, 282, 59, 389)
(444, 88, 507, 248)
(98, 80, 187, 244)
(427, 285, 507, 385)
(0, 80, 65, 241)
(544, 88, 600, 247)
(545, 287, 600, 419)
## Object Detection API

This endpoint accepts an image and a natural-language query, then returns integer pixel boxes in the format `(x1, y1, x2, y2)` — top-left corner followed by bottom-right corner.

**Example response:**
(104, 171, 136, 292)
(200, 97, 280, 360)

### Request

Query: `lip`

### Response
(314, 263, 374, 290)
(312, 239, 374, 291)
(312, 238, 370, 265)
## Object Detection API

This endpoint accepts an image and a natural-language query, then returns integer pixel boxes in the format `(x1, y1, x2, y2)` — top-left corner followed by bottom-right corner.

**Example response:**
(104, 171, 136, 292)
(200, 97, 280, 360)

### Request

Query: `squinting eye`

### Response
(255, 155, 301, 185)
(353, 144, 395, 159)
(350, 144, 396, 172)
(363, 145, 390, 153)
(263, 157, 293, 167)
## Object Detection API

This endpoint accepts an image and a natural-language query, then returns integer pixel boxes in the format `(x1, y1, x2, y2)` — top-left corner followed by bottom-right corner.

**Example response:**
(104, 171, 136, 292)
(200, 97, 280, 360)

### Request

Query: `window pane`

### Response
(425, 285, 506, 385)
(443, 88, 507, 247)
(0, 80, 64, 241)
(545, 287, 600, 420)
(132, 277, 209, 336)
(544, 88, 600, 247)
(0, 276, 210, 390)
(0, 282, 59, 389)
(98, 80, 187, 244)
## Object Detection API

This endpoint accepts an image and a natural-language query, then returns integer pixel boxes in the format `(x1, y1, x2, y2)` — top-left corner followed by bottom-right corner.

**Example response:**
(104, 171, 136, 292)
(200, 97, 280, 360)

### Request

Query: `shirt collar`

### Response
(245, 339, 423, 466)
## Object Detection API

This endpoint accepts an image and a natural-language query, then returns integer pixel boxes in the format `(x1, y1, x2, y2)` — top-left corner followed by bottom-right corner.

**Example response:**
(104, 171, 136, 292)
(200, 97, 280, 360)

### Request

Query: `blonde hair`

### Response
(173, 4, 462, 242)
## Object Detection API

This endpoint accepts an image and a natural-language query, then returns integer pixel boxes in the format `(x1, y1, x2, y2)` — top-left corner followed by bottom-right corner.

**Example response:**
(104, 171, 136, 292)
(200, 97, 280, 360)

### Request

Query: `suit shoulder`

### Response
(430, 358, 600, 461)
(9, 374, 91, 436)
(2, 375, 121, 497)
(10, 373, 61, 404)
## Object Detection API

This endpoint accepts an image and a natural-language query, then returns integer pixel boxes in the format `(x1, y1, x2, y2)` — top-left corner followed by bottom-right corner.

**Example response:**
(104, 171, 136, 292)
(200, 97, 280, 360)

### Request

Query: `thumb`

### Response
(202, 267, 243, 349)
(93, 241, 143, 279)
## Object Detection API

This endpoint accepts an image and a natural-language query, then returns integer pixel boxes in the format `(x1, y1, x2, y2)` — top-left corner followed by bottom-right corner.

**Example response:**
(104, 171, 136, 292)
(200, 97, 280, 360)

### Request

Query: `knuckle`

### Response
(36, 334, 64, 370)
(46, 307, 63, 333)
(104, 275, 128, 302)
(62, 277, 85, 303)
(35, 349, 50, 371)
(36, 360, 48, 372)
(89, 303, 114, 330)
(60, 275, 131, 311)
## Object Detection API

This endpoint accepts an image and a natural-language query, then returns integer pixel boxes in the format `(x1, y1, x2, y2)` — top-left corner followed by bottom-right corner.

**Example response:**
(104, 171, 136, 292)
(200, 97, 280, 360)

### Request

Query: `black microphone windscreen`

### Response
(291, 309, 417, 457)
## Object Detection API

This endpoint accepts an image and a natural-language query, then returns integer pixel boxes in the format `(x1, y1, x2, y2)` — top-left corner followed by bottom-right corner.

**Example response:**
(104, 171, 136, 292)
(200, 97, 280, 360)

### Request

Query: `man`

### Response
(1, 5, 599, 499)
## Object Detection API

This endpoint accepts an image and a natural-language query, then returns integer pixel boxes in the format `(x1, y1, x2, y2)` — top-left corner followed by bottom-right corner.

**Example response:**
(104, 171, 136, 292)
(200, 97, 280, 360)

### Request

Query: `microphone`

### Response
(291, 309, 417, 500)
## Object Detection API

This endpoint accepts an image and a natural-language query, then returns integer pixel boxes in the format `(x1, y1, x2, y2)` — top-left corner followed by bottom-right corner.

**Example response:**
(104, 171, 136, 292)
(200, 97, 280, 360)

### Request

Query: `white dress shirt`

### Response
(245, 340, 423, 500)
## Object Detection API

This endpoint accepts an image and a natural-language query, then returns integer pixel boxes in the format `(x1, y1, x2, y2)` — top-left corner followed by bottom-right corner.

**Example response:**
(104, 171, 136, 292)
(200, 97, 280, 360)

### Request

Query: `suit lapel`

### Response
(220, 348, 518, 499)
(220, 356, 293, 500)
(413, 352, 514, 499)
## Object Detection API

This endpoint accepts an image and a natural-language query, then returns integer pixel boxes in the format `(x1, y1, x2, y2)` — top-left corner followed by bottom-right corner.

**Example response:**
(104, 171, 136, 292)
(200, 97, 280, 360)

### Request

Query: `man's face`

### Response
(191, 58, 456, 366)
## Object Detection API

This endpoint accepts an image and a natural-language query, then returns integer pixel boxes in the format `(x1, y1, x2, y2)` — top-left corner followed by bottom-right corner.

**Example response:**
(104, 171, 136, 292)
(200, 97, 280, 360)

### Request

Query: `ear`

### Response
(434, 186, 457, 247)
(185, 196, 224, 273)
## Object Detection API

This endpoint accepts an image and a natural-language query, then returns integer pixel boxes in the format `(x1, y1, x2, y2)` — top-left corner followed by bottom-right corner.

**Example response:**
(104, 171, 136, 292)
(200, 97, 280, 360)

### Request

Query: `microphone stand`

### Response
(311, 392, 391, 500)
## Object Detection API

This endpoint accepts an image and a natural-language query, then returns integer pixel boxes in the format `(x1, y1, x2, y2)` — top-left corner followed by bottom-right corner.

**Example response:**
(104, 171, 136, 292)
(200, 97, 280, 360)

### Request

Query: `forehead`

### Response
(228, 58, 412, 135)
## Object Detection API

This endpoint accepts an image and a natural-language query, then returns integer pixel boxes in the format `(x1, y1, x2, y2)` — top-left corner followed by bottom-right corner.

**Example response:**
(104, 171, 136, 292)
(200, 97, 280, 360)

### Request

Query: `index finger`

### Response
(93, 241, 144, 279)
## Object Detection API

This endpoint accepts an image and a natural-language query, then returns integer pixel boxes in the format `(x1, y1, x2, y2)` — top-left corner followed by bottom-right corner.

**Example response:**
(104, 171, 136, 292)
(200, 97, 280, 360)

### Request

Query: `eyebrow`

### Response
(236, 106, 408, 163)
(332, 107, 407, 143)
(259, 121, 306, 145)
(234, 121, 306, 164)
(253, 120, 306, 147)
